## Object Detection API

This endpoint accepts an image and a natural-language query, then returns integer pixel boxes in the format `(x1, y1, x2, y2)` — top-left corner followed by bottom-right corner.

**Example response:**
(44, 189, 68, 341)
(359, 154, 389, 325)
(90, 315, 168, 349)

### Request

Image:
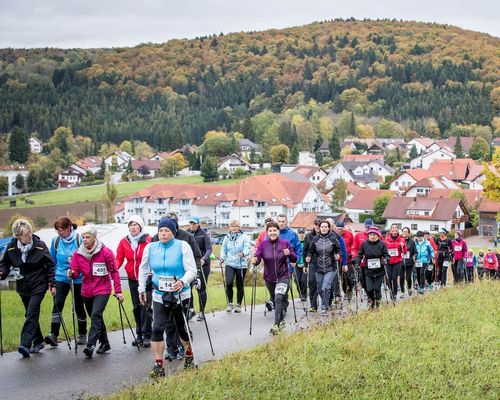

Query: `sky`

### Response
(0, 0, 498, 49)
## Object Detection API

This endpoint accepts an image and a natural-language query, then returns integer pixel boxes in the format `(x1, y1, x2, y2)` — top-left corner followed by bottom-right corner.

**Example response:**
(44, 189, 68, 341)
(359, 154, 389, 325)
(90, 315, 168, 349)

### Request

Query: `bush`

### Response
(34, 215, 47, 228)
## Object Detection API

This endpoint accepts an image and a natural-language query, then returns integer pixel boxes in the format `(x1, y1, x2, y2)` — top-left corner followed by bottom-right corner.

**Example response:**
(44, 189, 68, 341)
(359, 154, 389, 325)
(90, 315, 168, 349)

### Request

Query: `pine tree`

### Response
(330, 179, 347, 211)
(329, 128, 341, 160)
(409, 144, 418, 159)
(9, 126, 30, 164)
(349, 112, 356, 136)
(200, 156, 219, 182)
(454, 134, 464, 158)
(103, 172, 118, 223)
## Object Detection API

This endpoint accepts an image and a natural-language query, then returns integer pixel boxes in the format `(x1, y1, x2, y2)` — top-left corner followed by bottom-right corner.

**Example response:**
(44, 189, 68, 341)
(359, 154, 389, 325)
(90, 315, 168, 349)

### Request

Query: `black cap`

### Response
(298, 228, 306, 233)
(416, 231, 424, 237)
(423, 230, 430, 235)
(313, 217, 322, 225)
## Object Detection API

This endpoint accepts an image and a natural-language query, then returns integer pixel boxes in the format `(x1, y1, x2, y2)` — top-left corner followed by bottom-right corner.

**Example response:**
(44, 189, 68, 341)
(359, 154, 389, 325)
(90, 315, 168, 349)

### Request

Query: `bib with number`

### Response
(487, 257, 493, 263)
(404, 251, 410, 259)
(367, 259, 381, 269)
(275, 283, 288, 295)
(415, 261, 423, 268)
(454, 245, 462, 252)
(388, 249, 398, 257)
(92, 262, 107, 276)
(427, 264, 433, 271)
(467, 258, 473, 263)
(158, 276, 176, 292)
(443, 261, 450, 267)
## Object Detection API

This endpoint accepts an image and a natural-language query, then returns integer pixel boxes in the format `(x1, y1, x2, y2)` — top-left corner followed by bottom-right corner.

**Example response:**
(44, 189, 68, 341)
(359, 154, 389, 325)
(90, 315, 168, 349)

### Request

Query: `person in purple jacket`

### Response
(252, 221, 297, 335)
(451, 230, 468, 284)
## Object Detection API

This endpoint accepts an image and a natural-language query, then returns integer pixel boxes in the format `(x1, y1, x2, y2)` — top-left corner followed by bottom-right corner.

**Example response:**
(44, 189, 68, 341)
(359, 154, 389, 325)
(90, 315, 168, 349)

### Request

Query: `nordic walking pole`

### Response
(239, 258, 247, 312)
(219, 259, 230, 306)
(383, 264, 396, 307)
(52, 295, 72, 350)
(353, 264, 360, 314)
(249, 267, 256, 335)
(118, 298, 126, 344)
(69, 280, 78, 353)
(116, 296, 140, 351)
(199, 262, 214, 317)
(289, 277, 298, 323)
(292, 267, 308, 317)
(0, 289, 3, 356)
(175, 277, 197, 368)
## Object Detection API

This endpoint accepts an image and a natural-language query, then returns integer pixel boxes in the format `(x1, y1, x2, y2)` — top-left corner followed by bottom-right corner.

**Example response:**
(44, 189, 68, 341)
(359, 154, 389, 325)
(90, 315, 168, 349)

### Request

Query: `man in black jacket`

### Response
(187, 216, 213, 321)
(152, 213, 202, 361)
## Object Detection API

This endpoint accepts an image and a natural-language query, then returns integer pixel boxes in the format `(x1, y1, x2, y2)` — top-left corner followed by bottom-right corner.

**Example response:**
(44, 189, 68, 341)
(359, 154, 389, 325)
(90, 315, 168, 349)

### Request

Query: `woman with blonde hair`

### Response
(0, 219, 55, 357)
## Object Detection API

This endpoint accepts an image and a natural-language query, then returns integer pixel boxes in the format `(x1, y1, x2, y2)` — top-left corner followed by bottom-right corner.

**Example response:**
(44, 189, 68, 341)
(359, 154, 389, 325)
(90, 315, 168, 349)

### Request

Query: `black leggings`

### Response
(399, 262, 413, 293)
(341, 263, 355, 295)
(198, 262, 211, 312)
(293, 266, 308, 300)
(225, 266, 246, 305)
(385, 262, 401, 298)
(152, 300, 189, 343)
(128, 279, 152, 340)
(265, 278, 290, 325)
(83, 294, 109, 347)
(20, 293, 45, 348)
(365, 273, 384, 302)
(51, 281, 87, 337)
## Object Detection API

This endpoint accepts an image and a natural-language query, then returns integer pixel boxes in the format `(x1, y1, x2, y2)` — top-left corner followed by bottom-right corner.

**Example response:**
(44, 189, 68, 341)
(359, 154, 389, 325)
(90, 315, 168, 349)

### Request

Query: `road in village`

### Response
(0, 297, 357, 400)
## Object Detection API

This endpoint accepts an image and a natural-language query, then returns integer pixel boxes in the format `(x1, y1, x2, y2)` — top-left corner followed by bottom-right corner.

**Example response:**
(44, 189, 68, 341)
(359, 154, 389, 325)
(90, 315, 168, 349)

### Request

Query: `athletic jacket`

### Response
(341, 230, 354, 262)
(153, 228, 201, 273)
(138, 239, 197, 304)
(254, 238, 297, 283)
(303, 230, 318, 267)
(70, 241, 121, 298)
(354, 239, 389, 277)
(451, 238, 468, 261)
(307, 233, 341, 274)
(484, 251, 499, 271)
(403, 236, 417, 265)
(279, 227, 303, 265)
(0, 235, 55, 296)
(50, 232, 82, 284)
(415, 239, 435, 265)
(465, 252, 476, 268)
(187, 227, 213, 264)
(436, 237, 453, 259)
(115, 233, 152, 281)
(352, 231, 368, 265)
(385, 234, 407, 265)
(220, 231, 251, 268)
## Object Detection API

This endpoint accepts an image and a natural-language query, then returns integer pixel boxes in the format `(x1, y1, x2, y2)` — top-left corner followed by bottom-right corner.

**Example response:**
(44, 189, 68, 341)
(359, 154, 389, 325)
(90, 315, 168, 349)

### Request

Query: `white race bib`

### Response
(427, 264, 434, 271)
(367, 259, 381, 269)
(158, 276, 176, 292)
(454, 245, 462, 252)
(415, 261, 423, 268)
(487, 257, 493, 263)
(404, 251, 410, 259)
(275, 283, 288, 295)
(443, 261, 450, 267)
(388, 249, 398, 257)
(466, 258, 473, 263)
(92, 262, 107, 276)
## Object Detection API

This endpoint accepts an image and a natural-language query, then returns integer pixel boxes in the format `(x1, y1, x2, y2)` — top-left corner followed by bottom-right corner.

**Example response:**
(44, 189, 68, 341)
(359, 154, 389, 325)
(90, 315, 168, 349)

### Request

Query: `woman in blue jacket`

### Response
(414, 231, 435, 294)
(220, 220, 251, 313)
(44, 217, 88, 347)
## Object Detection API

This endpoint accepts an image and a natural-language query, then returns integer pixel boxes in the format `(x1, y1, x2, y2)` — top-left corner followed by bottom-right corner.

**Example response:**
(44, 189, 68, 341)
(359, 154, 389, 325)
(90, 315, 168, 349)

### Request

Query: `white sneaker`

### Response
(226, 303, 233, 312)
(233, 304, 242, 313)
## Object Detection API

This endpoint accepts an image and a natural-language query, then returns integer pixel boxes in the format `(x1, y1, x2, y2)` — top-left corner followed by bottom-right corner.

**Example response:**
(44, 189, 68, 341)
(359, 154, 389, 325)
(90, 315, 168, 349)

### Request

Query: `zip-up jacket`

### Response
(50, 233, 82, 284)
(254, 237, 297, 283)
(0, 235, 55, 296)
(187, 227, 213, 264)
(465, 253, 476, 268)
(279, 227, 303, 265)
(307, 233, 341, 274)
(484, 252, 499, 270)
(352, 231, 368, 266)
(220, 231, 251, 268)
(303, 230, 318, 267)
(436, 237, 453, 259)
(341, 230, 354, 262)
(116, 233, 152, 281)
(355, 239, 389, 277)
(403, 236, 417, 265)
(415, 239, 435, 265)
(70, 241, 121, 298)
(332, 231, 348, 266)
(451, 238, 468, 261)
(138, 239, 197, 304)
(385, 234, 407, 265)
(476, 255, 484, 270)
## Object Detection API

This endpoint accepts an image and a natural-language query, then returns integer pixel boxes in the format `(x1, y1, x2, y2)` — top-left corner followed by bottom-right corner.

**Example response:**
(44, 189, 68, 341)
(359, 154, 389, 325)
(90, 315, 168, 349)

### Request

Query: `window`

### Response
(411, 224, 418, 231)
(430, 225, 439, 232)
(424, 211, 429, 216)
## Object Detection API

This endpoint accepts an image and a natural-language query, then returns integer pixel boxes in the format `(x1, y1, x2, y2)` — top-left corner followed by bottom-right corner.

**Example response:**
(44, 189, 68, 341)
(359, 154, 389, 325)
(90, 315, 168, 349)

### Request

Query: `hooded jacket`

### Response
(116, 233, 152, 281)
(451, 238, 468, 260)
(220, 231, 251, 268)
(307, 233, 341, 274)
(254, 237, 297, 283)
(415, 239, 435, 265)
(385, 233, 407, 265)
(352, 231, 368, 266)
(0, 235, 55, 296)
(403, 236, 417, 265)
(50, 231, 82, 284)
(279, 226, 303, 264)
(484, 252, 499, 270)
(70, 241, 122, 298)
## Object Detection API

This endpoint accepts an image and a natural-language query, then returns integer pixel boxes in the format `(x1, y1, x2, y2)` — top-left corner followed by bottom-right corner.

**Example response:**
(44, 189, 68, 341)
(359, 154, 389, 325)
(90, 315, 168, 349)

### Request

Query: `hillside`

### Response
(1, 19, 499, 151)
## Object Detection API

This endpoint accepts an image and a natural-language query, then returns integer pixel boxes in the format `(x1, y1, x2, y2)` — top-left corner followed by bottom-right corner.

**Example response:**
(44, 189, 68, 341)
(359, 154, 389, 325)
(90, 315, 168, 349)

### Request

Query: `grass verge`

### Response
(107, 280, 499, 400)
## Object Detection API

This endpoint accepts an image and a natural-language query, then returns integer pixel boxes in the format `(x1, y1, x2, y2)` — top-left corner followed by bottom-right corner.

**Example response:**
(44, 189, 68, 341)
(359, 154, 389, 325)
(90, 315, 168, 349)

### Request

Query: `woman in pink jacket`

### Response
(483, 248, 499, 279)
(68, 225, 123, 359)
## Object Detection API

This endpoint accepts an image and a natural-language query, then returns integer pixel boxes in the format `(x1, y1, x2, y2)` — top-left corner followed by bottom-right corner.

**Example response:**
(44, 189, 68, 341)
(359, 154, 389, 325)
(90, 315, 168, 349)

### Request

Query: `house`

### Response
(409, 148, 456, 169)
(319, 140, 330, 157)
(426, 159, 483, 183)
(342, 154, 384, 162)
(426, 189, 482, 209)
(298, 151, 316, 166)
(131, 159, 161, 178)
(118, 174, 329, 227)
(389, 169, 432, 193)
(345, 189, 396, 223)
(407, 137, 437, 155)
(366, 142, 385, 155)
(169, 145, 197, 158)
(437, 137, 475, 156)
(291, 165, 327, 185)
(104, 150, 134, 170)
(149, 152, 171, 161)
(403, 176, 460, 197)
(57, 164, 87, 188)
(238, 139, 261, 159)
(478, 198, 500, 237)
(29, 137, 42, 154)
(77, 156, 102, 175)
(290, 211, 343, 230)
(463, 163, 497, 190)
(325, 160, 394, 190)
(218, 154, 254, 173)
(382, 197, 469, 233)
(0, 165, 29, 196)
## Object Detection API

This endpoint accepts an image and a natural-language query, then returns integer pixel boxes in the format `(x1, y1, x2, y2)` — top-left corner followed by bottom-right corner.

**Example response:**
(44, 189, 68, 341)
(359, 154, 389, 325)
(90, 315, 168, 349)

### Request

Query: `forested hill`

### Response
(1, 19, 499, 151)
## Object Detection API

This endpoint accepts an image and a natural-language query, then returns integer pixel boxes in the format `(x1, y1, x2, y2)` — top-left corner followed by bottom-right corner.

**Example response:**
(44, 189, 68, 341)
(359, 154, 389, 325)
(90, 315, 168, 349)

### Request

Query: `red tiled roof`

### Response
(411, 137, 435, 148)
(346, 189, 396, 210)
(290, 212, 318, 229)
(77, 156, 102, 169)
(131, 159, 161, 171)
(382, 197, 463, 221)
(426, 189, 482, 208)
(343, 154, 384, 162)
(478, 198, 500, 213)
(346, 181, 363, 195)
(437, 137, 475, 153)
(426, 159, 481, 181)
(292, 165, 324, 179)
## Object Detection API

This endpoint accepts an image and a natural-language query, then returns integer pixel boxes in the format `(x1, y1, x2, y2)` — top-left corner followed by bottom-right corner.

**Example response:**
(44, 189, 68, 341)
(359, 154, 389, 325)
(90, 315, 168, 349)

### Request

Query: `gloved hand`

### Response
(193, 278, 201, 289)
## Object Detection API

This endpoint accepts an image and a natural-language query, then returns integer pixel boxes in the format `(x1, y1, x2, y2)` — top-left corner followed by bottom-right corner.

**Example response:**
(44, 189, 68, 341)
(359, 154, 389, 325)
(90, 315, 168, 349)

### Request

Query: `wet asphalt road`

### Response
(1, 297, 352, 400)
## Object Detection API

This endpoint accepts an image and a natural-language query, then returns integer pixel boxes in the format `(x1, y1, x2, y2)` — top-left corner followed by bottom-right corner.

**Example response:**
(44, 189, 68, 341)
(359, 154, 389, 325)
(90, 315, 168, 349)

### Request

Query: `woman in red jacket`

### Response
(116, 215, 152, 347)
(385, 224, 407, 301)
(68, 225, 123, 359)
(483, 248, 499, 279)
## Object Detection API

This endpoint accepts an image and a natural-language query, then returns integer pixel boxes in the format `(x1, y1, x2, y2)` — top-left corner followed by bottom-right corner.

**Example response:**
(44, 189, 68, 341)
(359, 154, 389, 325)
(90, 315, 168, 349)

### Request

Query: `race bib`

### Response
(404, 251, 410, 259)
(443, 261, 450, 267)
(367, 259, 381, 269)
(454, 245, 462, 252)
(415, 261, 423, 268)
(158, 276, 176, 292)
(427, 264, 433, 271)
(487, 257, 493, 263)
(275, 283, 288, 295)
(388, 249, 398, 257)
(467, 258, 473, 263)
(92, 262, 107, 276)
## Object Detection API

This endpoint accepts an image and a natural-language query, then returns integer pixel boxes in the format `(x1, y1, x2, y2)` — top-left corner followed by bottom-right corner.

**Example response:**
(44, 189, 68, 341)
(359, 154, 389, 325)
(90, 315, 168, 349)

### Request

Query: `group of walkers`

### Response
(0, 212, 498, 378)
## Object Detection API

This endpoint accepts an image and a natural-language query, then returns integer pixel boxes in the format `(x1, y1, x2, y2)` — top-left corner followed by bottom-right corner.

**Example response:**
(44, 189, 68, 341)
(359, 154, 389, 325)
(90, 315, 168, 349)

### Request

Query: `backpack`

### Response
(54, 234, 82, 252)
